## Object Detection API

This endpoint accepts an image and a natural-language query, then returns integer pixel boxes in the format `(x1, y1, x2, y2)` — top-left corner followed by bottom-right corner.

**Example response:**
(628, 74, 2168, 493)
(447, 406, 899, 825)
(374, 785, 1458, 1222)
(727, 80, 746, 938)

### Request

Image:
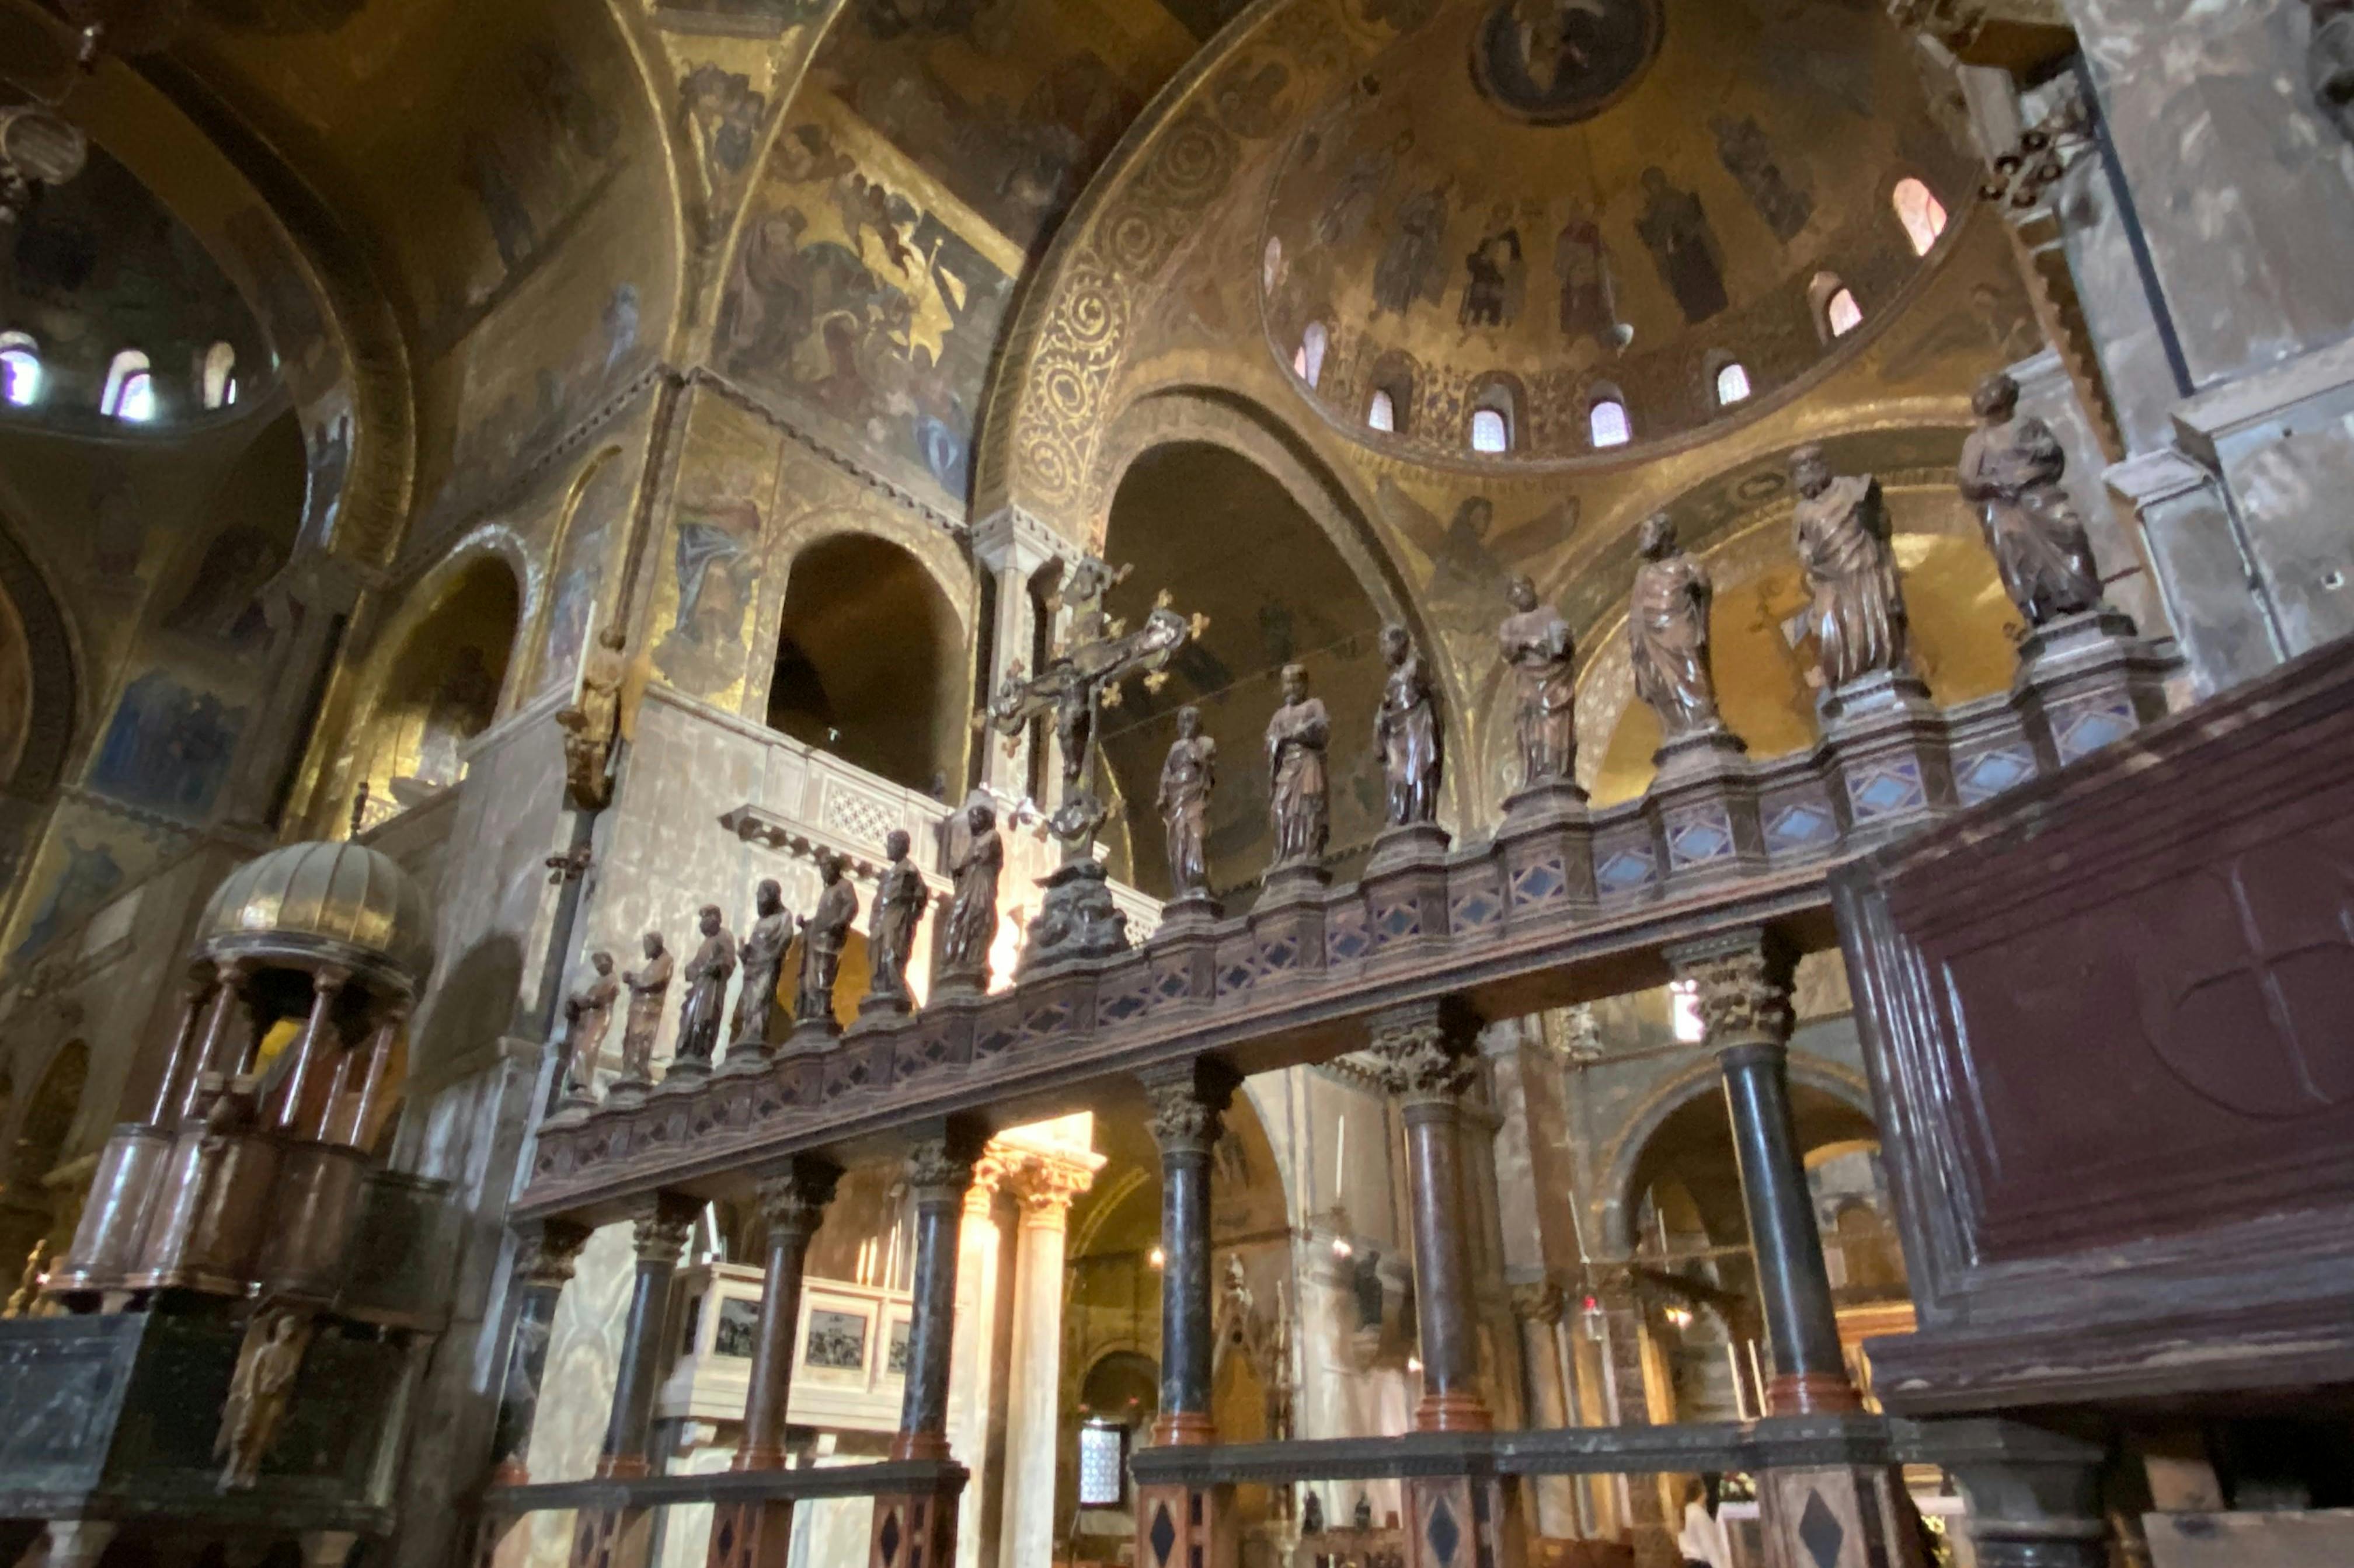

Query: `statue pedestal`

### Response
(1819, 667, 1935, 730)
(2013, 608, 2172, 770)
(1363, 824, 1453, 953)
(1366, 821, 1451, 876)
(1820, 669, 1955, 840)
(1260, 859, 1330, 906)
(1645, 745, 1767, 883)
(716, 1039, 774, 1077)
(1649, 724, 1748, 782)
(602, 1075, 651, 1111)
(1021, 858, 1131, 975)
(652, 1058, 709, 1095)
(848, 990, 911, 1035)
(1500, 778, 1589, 827)
(1152, 890, 1223, 937)
(779, 1015, 841, 1056)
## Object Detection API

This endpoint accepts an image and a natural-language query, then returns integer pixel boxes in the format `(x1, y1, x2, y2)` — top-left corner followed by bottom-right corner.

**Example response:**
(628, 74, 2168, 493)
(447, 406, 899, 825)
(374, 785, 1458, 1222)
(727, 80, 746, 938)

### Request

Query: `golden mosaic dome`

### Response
(195, 839, 436, 987)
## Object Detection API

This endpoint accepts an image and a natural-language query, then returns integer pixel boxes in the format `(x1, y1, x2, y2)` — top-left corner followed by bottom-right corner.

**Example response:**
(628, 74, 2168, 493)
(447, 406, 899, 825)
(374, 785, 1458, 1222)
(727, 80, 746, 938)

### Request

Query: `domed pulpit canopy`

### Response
(194, 838, 435, 995)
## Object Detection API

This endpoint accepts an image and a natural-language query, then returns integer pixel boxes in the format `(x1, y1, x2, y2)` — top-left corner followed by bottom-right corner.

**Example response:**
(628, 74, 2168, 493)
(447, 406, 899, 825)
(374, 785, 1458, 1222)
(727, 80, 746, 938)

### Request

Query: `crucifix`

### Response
(984, 552, 1207, 966)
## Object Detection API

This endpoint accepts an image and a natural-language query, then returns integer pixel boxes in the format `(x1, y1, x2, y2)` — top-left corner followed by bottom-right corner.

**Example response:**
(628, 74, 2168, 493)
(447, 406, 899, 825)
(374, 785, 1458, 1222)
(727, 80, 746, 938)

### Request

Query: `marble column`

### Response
(1666, 932, 1851, 1417)
(996, 1153, 1094, 1568)
(147, 973, 216, 1124)
(712, 1157, 839, 1568)
(1667, 932, 1923, 1568)
(1135, 1060, 1241, 1568)
(972, 510, 1060, 802)
(275, 967, 349, 1131)
(489, 1219, 594, 1485)
(1368, 1002, 1489, 1434)
(573, 1196, 697, 1568)
(1509, 1281, 1578, 1541)
(1367, 1000, 1525, 1568)
(872, 1137, 982, 1568)
(947, 1157, 1008, 1568)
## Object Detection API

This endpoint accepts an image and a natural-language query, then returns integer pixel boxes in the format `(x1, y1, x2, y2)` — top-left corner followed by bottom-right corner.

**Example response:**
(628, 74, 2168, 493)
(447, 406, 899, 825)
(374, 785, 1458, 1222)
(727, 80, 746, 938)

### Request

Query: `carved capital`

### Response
(515, 1219, 592, 1290)
(1140, 1058, 1238, 1158)
(754, 1158, 841, 1234)
(629, 1197, 697, 1265)
(1666, 930, 1795, 1050)
(1367, 1003, 1478, 1105)
(1509, 1280, 1565, 1326)
(1002, 1151, 1097, 1217)
(905, 1138, 977, 1198)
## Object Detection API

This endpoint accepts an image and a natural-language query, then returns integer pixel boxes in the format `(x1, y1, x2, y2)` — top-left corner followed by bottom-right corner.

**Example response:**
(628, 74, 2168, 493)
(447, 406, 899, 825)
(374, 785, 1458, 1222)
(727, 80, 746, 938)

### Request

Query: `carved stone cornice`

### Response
(516, 1219, 593, 1290)
(1140, 1058, 1239, 1158)
(1367, 1003, 1479, 1107)
(754, 1158, 840, 1235)
(1664, 930, 1795, 1051)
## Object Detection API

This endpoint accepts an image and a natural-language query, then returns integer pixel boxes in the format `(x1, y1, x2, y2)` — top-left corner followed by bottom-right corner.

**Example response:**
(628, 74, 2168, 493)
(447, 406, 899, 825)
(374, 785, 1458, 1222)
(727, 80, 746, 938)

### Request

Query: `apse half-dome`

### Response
(1257, 0, 1977, 463)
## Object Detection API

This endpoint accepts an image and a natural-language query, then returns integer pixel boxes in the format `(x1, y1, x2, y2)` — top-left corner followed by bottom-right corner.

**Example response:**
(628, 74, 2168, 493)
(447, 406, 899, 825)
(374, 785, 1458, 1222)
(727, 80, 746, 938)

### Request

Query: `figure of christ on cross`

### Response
(981, 552, 1209, 969)
(984, 554, 1209, 860)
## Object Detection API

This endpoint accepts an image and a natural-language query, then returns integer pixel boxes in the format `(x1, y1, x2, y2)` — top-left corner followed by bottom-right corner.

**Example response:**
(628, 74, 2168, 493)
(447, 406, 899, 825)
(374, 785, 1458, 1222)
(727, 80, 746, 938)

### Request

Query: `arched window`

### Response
(201, 342, 237, 410)
(1469, 407, 1509, 454)
(1469, 382, 1516, 454)
(1588, 395, 1631, 449)
(1293, 322, 1328, 389)
(0, 333, 38, 407)
(1892, 177, 1948, 256)
(101, 350, 154, 421)
(1714, 361, 1752, 406)
(1810, 274, 1862, 342)
(1367, 388, 1396, 433)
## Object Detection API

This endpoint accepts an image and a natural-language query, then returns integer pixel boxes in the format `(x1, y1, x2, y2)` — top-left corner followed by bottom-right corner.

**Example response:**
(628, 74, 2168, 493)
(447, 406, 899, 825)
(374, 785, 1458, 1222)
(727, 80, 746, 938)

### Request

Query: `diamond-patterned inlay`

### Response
(1596, 848, 1654, 891)
(1425, 1497, 1461, 1567)
(1798, 1488, 1844, 1568)
(1260, 936, 1298, 970)
(1326, 914, 1370, 961)
(1149, 1504, 1177, 1567)
(2057, 702, 2132, 761)
(1220, 962, 1254, 993)
(1102, 989, 1149, 1022)
(1510, 859, 1566, 904)
(1376, 901, 1421, 939)
(1666, 808, 1735, 865)
(1848, 761, 1924, 818)
(976, 1027, 1016, 1057)
(879, 1509, 903, 1568)
(1451, 890, 1499, 927)
(1766, 802, 1834, 849)
(1956, 745, 2035, 803)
